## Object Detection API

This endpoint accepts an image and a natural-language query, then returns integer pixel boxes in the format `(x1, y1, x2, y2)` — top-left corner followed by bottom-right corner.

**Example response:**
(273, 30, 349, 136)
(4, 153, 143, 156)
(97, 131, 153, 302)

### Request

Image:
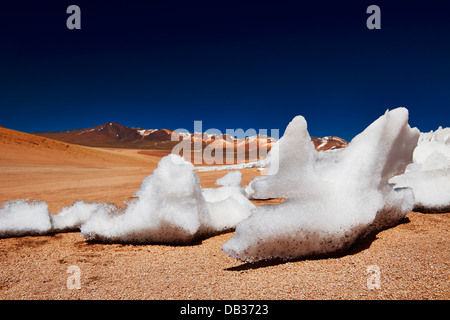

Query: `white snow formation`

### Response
(222, 108, 420, 262)
(51, 201, 109, 233)
(194, 160, 265, 172)
(0, 200, 52, 237)
(202, 171, 256, 234)
(0, 155, 254, 243)
(390, 126, 450, 213)
(80, 155, 254, 243)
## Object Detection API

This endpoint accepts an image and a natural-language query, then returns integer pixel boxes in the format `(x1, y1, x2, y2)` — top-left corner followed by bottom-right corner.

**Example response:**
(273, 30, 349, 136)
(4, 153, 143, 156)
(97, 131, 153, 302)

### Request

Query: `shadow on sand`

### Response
(225, 217, 411, 271)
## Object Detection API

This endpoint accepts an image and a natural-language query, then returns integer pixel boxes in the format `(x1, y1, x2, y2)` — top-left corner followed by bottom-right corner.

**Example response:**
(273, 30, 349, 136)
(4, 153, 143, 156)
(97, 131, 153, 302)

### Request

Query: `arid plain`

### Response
(0, 126, 448, 299)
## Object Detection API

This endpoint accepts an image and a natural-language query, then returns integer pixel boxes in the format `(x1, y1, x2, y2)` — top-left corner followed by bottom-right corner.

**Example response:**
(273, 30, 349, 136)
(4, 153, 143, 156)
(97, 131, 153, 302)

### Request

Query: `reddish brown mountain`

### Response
(34, 122, 139, 146)
(34, 123, 181, 150)
(34, 122, 348, 152)
(311, 136, 348, 151)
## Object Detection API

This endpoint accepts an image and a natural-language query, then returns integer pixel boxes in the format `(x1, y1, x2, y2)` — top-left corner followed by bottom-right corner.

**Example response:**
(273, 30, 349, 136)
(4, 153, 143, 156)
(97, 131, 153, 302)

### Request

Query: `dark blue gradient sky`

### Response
(1, 0, 449, 140)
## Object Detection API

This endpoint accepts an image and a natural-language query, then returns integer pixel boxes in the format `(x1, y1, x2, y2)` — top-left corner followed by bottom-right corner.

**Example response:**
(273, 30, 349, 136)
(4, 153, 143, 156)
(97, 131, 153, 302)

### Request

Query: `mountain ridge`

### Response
(33, 122, 347, 151)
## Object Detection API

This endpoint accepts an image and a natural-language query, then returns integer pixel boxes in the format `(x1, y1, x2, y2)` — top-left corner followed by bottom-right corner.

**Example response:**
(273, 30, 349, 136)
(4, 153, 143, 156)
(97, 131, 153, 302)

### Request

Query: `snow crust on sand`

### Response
(51, 201, 107, 232)
(80, 155, 253, 243)
(0, 200, 52, 237)
(222, 108, 420, 262)
(202, 171, 255, 233)
(195, 161, 265, 172)
(390, 126, 450, 213)
(0, 156, 254, 243)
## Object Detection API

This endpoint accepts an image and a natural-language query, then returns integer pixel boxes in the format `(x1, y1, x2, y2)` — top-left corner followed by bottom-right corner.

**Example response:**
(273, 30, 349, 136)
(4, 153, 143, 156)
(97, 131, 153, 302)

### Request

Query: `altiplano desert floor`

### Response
(0, 212, 448, 299)
(0, 127, 449, 299)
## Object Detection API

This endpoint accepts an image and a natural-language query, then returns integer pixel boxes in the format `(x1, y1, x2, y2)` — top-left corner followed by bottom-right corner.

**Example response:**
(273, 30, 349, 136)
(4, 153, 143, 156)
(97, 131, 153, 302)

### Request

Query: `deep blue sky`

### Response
(0, 0, 449, 141)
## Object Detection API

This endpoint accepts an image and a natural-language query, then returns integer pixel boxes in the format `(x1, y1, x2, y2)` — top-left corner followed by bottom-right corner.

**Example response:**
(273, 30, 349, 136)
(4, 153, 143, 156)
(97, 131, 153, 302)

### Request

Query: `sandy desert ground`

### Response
(0, 127, 448, 299)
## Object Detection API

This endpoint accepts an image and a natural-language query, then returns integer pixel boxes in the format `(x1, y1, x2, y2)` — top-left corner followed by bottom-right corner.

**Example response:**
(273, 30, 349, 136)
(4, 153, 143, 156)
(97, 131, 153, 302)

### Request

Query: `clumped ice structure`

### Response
(0, 199, 119, 237)
(0, 200, 52, 237)
(51, 201, 109, 233)
(390, 126, 450, 213)
(80, 155, 254, 243)
(202, 171, 256, 233)
(222, 108, 420, 262)
(0, 155, 254, 243)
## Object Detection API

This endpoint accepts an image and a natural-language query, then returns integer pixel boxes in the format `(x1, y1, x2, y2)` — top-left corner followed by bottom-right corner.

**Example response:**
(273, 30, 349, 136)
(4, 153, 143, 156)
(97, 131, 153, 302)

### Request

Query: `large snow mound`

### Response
(390, 126, 450, 213)
(80, 155, 254, 243)
(0, 200, 52, 237)
(222, 108, 420, 262)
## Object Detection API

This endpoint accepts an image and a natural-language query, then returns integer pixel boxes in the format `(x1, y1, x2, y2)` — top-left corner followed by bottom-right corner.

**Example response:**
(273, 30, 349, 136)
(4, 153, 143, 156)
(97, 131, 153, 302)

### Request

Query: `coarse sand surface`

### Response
(0, 127, 448, 299)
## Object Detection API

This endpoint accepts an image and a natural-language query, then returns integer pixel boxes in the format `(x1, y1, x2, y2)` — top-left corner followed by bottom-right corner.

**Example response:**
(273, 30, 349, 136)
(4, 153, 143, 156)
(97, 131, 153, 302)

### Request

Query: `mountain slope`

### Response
(34, 122, 347, 152)
(0, 126, 157, 167)
(311, 136, 348, 151)
(33, 122, 278, 151)
(35, 123, 181, 150)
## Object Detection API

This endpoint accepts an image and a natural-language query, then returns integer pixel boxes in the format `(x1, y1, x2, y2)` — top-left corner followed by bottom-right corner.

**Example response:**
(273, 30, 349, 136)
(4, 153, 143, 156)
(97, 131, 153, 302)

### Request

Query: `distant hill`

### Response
(0, 126, 156, 167)
(311, 136, 348, 151)
(33, 122, 347, 152)
(33, 122, 278, 151)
